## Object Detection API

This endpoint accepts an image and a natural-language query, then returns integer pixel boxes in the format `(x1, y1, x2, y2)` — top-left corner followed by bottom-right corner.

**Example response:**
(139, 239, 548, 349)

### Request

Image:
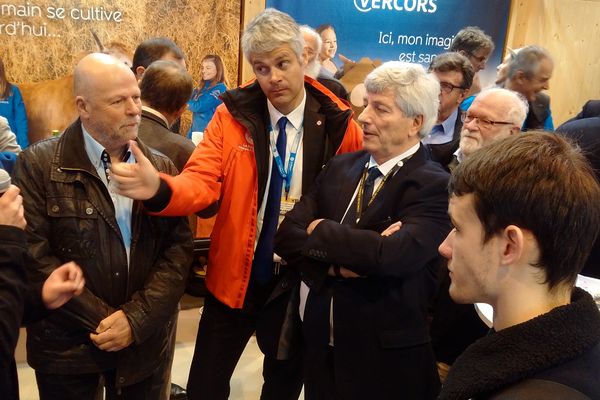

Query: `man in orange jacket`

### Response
(111, 8, 362, 400)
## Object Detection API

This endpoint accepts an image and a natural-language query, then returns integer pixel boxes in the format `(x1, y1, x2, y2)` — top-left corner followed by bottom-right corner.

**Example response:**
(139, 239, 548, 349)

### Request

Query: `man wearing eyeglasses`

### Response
(449, 26, 494, 96)
(428, 88, 527, 173)
(422, 53, 474, 145)
(429, 87, 528, 381)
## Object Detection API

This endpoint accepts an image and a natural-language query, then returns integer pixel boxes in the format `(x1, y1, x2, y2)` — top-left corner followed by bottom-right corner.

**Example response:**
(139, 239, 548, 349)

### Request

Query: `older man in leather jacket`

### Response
(13, 53, 193, 400)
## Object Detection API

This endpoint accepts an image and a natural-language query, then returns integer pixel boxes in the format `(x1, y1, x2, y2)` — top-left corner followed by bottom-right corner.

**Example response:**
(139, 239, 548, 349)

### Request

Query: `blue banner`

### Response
(265, 0, 511, 86)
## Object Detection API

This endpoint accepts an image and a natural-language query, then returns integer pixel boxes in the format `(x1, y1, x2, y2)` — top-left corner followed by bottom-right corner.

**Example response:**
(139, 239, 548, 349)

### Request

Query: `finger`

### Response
(129, 140, 151, 167)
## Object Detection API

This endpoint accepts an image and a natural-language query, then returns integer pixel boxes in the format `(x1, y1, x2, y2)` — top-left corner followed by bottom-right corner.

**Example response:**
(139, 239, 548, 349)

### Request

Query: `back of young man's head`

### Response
(450, 132, 600, 288)
(132, 38, 185, 78)
(140, 60, 193, 115)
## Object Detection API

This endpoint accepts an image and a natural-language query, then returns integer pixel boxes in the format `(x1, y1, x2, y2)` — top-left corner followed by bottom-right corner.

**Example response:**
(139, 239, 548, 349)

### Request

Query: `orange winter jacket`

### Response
(156, 77, 363, 308)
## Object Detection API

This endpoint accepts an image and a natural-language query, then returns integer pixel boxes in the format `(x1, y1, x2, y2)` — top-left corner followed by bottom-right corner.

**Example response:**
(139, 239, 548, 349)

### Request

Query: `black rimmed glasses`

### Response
(462, 114, 515, 129)
(439, 81, 467, 94)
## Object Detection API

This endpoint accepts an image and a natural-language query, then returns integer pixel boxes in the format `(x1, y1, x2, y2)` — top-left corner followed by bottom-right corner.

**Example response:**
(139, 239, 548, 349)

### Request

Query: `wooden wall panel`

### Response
(506, 0, 600, 125)
(239, 0, 266, 83)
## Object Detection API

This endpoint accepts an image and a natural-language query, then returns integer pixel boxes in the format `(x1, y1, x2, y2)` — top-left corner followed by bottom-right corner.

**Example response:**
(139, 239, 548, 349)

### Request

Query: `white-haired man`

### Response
(110, 8, 362, 400)
(300, 25, 349, 101)
(275, 61, 450, 399)
(428, 88, 527, 173)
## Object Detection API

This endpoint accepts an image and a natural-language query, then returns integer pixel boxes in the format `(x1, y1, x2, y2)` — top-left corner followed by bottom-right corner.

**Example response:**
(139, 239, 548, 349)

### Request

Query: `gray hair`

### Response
(300, 25, 322, 55)
(507, 45, 553, 80)
(241, 8, 304, 62)
(365, 61, 440, 137)
(477, 87, 529, 126)
(450, 26, 495, 54)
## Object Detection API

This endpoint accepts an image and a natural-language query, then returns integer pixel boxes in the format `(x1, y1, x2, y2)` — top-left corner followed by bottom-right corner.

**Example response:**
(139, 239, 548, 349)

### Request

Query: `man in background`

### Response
(503, 45, 554, 130)
(422, 52, 474, 145)
(300, 25, 349, 101)
(449, 26, 494, 96)
(139, 60, 195, 172)
(428, 88, 526, 173)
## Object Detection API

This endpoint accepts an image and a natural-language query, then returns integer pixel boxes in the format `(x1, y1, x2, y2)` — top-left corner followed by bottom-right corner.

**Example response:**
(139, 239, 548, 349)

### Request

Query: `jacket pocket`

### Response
(47, 196, 98, 260)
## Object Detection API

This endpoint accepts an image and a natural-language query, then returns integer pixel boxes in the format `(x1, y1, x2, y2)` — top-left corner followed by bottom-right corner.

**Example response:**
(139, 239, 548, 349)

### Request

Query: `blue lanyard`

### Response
(269, 121, 303, 195)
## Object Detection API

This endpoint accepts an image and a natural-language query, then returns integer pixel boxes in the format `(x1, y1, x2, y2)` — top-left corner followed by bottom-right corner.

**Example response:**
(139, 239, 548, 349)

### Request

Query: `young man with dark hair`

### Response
(438, 132, 600, 399)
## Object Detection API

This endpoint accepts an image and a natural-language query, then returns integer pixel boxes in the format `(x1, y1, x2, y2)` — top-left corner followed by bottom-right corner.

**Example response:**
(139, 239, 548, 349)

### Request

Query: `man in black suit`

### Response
(565, 99, 600, 121)
(422, 52, 474, 145)
(557, 115, 600, 278)
(275, 61, 450, 400)
(138, 60, 195, 172)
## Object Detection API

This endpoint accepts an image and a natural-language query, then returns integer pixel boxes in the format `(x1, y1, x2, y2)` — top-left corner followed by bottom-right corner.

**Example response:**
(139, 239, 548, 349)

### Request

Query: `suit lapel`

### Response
(356, 145, 427, 227)
(302, 91, 326, 194)
(333, 152, 370, 223)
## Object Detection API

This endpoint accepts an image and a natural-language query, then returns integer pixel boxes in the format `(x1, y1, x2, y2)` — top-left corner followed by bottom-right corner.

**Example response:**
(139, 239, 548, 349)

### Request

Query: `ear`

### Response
(514, 70, 527, 84)
(457, 89, 468, 103)
(75, 96, 89, 117)
(499, 225, 525, 266)
(410, 115, 424, 137)
(300, 50, 308, 69)
(135, 66, 146, 81)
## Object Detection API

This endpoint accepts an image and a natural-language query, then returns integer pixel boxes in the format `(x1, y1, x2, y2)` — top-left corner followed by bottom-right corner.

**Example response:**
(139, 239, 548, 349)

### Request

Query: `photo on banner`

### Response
(266, 0, 511, 87)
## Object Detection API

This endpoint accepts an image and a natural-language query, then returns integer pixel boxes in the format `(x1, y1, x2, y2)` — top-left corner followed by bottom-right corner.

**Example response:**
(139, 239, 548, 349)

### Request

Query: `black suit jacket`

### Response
(138, 109, 196, 172)
(275, 145, 450, 400)
(556, 117, 600, 278)
(566, 100, 600, 122)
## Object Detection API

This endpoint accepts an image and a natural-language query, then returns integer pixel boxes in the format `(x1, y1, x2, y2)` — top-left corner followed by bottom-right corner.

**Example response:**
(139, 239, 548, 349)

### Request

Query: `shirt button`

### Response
(115, 272, 120, 277)
(51, 205, 59, 213)
(85, 207, 93, 215)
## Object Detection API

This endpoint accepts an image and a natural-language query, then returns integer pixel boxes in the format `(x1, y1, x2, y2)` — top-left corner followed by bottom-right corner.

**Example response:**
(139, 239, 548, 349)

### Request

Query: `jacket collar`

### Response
(141, 107, 169, 129)
(439, 288, 600, 400)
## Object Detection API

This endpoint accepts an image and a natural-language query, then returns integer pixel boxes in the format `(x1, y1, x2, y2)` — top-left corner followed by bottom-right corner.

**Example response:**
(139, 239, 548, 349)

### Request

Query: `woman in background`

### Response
(187, 54, 227, 138)
(0, 58, 28, 149)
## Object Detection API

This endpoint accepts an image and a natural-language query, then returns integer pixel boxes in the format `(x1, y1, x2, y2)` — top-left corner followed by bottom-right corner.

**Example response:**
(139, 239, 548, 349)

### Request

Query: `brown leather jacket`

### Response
(13, 120, 193, 387)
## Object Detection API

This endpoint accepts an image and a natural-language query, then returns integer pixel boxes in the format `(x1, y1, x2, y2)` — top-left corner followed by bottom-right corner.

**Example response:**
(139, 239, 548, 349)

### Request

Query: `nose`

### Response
(357, 105, 371, 125)
(126, 97, 141, 115)
(270, 68, 283, 83)
(542, 81, 550, 91)
(438, 230, 454, 260)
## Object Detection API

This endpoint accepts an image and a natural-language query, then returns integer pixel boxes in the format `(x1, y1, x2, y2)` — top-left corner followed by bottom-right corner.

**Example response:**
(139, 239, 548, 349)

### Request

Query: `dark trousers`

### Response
(35, 367, 168, 400)
(186, 292, 303, 400)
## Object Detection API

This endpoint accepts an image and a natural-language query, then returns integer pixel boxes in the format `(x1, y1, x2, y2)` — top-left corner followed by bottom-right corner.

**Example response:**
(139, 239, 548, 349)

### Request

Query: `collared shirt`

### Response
(141, 105, 169, 128)
(82, 125, 135, 265)
(421, 108, 459, 145)
(255, 89, 306, 251)
(340, 142, 421, 223)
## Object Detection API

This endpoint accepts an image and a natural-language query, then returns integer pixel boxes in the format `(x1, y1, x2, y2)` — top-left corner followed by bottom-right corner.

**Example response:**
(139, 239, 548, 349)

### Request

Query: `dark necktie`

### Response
(252, 116, 288, 284)
(343, 166, 382, 225)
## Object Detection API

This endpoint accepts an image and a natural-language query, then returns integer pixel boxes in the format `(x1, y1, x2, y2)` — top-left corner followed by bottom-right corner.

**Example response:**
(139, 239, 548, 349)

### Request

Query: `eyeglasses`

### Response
(439, 81, 467, 94)
(468, 52, 488, 65)
(462, 114, 515, 129)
